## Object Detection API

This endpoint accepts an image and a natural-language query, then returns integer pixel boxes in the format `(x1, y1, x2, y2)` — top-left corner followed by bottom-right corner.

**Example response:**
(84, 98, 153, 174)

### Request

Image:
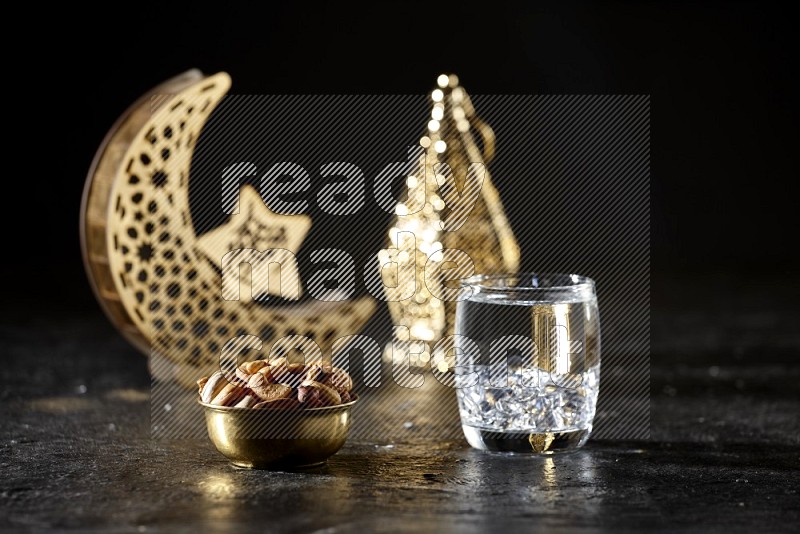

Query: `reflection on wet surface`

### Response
(104, 389, 149, 402)
(27, 388, 149, 414)
(28, 397, 95, 413)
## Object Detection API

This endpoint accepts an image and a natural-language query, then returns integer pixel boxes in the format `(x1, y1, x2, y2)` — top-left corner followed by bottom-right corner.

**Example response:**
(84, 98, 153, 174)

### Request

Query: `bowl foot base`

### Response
(230, 460, 328, 470)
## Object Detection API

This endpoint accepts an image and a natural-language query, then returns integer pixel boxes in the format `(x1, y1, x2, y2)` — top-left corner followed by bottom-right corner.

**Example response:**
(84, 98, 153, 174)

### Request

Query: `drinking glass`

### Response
(454, 273, 601, 454)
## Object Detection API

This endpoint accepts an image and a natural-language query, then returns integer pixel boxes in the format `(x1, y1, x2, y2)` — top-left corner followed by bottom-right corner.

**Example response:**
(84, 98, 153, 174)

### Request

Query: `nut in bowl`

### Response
(198, 359, 357, 469)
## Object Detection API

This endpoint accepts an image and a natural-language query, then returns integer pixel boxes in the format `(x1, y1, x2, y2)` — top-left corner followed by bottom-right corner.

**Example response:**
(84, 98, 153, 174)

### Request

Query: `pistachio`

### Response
(235, 360, 268, 382)
(304, 363, 327, 382)
(297, 384, 323, 407)
(246, 372, 267, 389)
(234, 394, 259, 408)
(200, 372, 228, 403)
(244, 360, 269, 373)
(287, 363, 306, 374)
(211, 383, 247, 406)
(322, 367, 353, 395)
(300, 380, 341, 406)
(271, 361, 304, 388)
(199, 360, 355, 409)
(268, 356, 289, 368)
(254, 366, 274, 383)
(197, 376, 209, 395)
(247, 373, 293, 402)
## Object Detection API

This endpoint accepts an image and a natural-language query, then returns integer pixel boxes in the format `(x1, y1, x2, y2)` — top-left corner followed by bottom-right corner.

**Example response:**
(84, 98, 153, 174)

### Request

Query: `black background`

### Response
(3, 6, 798, 528)
(6, 1, 798, 311)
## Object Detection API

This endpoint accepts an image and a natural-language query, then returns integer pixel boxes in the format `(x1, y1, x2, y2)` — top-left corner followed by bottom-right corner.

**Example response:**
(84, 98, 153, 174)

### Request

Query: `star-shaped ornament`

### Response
(196, 185, 311, 302)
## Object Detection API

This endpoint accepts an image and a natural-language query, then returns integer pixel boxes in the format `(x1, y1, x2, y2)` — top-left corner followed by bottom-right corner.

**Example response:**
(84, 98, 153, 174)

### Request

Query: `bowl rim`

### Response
(198, 394, 358, 414)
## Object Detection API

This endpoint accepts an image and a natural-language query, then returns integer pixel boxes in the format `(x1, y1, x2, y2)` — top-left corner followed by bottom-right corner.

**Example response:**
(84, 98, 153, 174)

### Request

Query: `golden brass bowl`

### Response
(200, 398, 356, 469)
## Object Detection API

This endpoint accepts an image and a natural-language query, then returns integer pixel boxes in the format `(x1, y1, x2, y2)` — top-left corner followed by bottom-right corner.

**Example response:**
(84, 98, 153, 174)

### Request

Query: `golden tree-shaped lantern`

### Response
(380, 74, 520, 373)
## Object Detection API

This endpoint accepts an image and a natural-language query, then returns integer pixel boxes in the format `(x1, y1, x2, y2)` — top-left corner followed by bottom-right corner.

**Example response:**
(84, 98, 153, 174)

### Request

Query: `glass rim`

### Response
(460, 272, 596, 293)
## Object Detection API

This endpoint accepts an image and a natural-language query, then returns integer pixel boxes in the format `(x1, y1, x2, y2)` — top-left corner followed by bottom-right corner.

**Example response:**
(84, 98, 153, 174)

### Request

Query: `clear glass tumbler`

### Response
(455, 273, 601, 454)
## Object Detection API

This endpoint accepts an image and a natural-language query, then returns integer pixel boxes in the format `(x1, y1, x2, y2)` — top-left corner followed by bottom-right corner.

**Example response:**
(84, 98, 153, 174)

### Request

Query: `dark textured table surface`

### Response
(2, 276, 799, 532)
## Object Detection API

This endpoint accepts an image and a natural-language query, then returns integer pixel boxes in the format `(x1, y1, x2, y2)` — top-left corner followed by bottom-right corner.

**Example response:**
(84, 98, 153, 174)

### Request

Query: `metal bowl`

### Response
(200, 397, 357, 469)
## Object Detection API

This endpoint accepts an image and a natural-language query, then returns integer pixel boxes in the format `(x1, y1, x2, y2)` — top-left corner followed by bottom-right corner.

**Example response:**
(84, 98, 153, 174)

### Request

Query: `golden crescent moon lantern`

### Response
(81, 70, 376, 388)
